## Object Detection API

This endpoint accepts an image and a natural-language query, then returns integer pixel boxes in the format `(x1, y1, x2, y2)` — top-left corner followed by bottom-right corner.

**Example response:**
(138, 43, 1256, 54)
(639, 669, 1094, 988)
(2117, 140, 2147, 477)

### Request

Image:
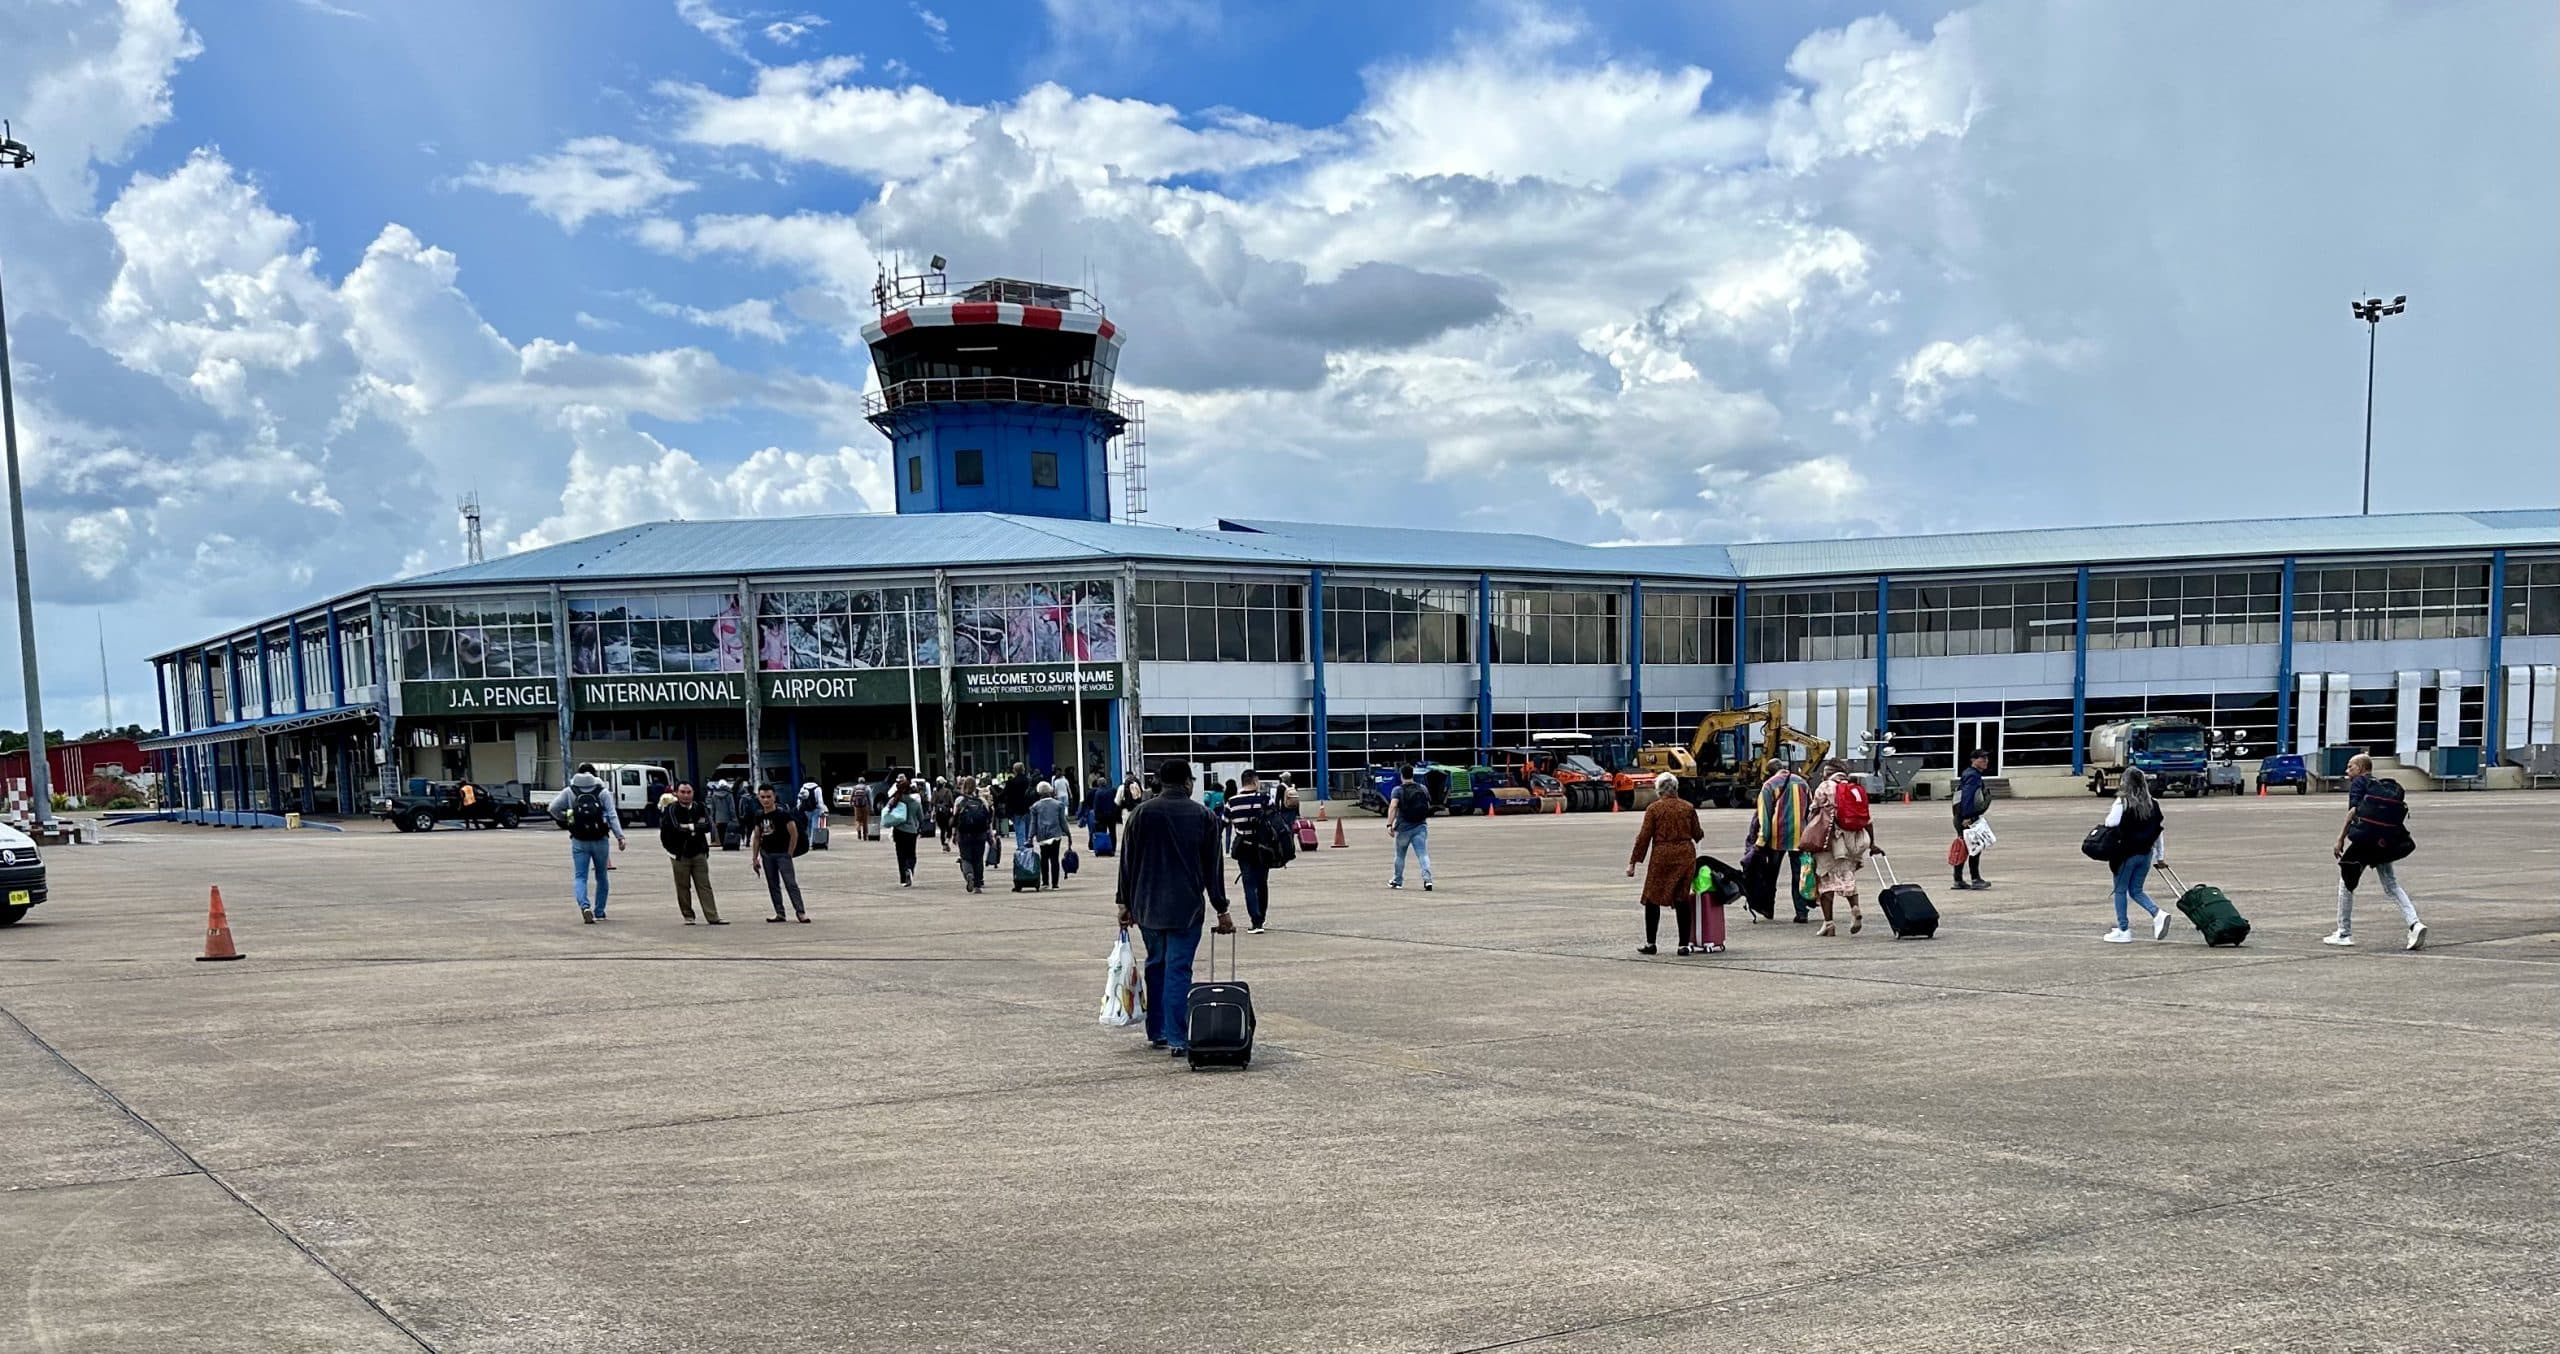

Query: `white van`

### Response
(570, 762, 673, 826)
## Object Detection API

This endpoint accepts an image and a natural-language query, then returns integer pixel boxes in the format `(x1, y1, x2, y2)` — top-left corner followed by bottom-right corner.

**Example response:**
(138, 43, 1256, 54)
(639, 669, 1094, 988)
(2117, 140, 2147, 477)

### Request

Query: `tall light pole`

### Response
(0, 123, 53, 829)
(2350, 294, 2406, 516)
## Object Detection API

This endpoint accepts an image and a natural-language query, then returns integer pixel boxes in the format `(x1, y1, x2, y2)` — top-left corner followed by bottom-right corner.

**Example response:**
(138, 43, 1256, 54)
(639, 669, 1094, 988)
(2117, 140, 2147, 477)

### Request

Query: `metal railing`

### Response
(864, 376, 1136, 422)
(875, 273, 1106, 315)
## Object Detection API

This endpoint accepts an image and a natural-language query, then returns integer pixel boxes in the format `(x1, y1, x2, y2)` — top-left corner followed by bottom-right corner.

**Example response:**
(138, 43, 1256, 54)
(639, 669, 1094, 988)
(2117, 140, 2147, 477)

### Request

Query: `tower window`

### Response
(955, 448, 985, 486)
(907, 456, 923, 493)
(1031, 450, 1059, 489)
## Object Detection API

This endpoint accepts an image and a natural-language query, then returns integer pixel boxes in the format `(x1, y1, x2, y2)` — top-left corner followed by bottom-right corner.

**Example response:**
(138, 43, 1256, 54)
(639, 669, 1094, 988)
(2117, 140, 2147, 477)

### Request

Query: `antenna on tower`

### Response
(458, 493, 485, 564)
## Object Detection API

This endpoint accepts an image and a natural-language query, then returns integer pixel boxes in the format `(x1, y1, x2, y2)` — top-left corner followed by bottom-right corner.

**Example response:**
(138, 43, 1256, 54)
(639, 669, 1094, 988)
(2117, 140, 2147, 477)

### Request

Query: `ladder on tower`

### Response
(1117, 404, 1148, 519)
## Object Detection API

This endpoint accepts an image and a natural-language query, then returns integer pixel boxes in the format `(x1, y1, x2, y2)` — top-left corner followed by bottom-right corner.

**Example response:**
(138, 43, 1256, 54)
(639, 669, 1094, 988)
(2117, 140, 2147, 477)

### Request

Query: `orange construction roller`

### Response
(197, 886, 245, 962)
(1331, 818, 1348, 848)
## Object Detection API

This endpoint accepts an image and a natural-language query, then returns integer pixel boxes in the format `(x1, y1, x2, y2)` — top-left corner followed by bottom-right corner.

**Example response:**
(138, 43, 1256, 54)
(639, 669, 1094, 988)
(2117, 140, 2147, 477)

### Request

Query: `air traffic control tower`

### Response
(862, 263, 1145, 522)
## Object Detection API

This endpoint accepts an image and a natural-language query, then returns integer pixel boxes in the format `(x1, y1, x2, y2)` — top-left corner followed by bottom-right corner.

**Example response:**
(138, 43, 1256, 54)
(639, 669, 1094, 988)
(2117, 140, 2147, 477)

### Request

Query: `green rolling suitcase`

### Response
(2160, 863, 2249, 947)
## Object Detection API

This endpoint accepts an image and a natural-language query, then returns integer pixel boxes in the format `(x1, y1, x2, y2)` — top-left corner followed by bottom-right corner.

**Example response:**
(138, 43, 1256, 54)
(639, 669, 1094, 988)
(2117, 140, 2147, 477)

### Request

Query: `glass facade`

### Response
(1132, 578, 1306, 663)
(1889, 577, 2077, 656)
(1750, 586, 1878, 662)
(751, 587, 932, 671)
(2292, 562, 2490, 642)
(2505, 558, 2560, 636)
(342, 617, 377, 692)
(951, 580, 1119, 665)
(1142, 712, 1316, 783)
(1491, 587, 1621, 665)
(2081, 571, 2279, 649)
(1640, 589, 1735, 665)
(398, 597, 561, 681)
(1323, 583, 1474, 664)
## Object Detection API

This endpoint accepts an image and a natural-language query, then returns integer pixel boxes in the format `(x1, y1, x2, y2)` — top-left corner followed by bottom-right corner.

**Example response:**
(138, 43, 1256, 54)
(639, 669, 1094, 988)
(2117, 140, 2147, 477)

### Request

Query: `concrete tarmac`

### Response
(1, 792, 2553, 1352)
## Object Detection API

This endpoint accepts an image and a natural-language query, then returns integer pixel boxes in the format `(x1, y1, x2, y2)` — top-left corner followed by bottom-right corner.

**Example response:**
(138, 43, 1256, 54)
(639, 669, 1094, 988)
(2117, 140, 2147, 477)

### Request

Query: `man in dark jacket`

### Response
(659, 782, 724, 924)
(1114, 759, 1233, 1054)
(1001, 762, 1035, 851)
(1952, 751, 1991, 890)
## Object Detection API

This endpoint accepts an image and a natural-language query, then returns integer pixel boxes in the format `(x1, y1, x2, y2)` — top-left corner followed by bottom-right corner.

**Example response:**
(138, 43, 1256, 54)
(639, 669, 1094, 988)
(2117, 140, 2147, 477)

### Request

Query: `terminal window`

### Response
(908, 457, 923, 493)
(1132, 578, 1304, 663)
(2293, 562, 2489, 642)
(1030, 451, 1059, 488)
(1325, 584, 1475, 664)
(1752, 587, 1878, 662)
(2506, 558, 2560, 635)
(1642, 590, 1737, 665)
(1492, 587, 1621, 664)
(2085, 570, 2280, 649)
(1886, 577, 2076, 657)
(955, 448, 985, 486)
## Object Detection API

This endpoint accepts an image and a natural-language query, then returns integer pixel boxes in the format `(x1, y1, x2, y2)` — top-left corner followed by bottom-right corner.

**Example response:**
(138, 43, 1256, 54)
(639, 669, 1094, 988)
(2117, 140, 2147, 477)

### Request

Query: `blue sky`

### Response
(0, 0, 2553, 733)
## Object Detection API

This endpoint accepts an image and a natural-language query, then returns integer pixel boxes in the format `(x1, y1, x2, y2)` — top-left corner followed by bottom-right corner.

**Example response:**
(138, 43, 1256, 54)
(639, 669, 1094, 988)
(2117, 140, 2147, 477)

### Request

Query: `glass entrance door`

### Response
(1956, 718, 2002, 774)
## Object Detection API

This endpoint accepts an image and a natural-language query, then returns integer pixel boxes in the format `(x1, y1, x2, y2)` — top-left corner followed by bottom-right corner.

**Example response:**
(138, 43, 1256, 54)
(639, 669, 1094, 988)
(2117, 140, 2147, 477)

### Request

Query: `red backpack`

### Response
(1832, 779, 1872, 831)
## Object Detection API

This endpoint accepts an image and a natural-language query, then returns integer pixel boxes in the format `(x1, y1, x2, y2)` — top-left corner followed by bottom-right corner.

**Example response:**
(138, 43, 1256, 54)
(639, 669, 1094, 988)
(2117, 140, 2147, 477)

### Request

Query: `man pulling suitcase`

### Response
(1111, 759, 1237, 1059)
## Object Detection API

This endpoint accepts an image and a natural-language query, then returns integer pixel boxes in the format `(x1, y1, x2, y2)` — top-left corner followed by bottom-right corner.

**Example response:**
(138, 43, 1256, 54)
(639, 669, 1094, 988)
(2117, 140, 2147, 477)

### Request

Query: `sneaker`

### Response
(1422, 882, 1433, 891)
(2101, 928, 2133, 943)
(2151, 908, 2173, 941)
(580, 909, 595, 925)
(1636, 944, 1657, 955)
(682, 919, 698, 926)
(2406, 921, 2428, 952)
(767, 915, 788, 923)
(1702, 943, 1725, 954)
(706, 919, 729, 925)
(1167, 1045, 1188, 1057)
(1388, 881, 1403, 890)
(1248, 926, 1266, 935)
(2321, 930, 2355, 947)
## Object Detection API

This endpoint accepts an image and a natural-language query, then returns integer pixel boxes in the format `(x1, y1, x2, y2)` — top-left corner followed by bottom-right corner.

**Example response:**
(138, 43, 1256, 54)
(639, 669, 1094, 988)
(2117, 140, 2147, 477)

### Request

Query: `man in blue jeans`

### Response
(548, 764, 627, 922)
(1388, 763, 1434, 891)
(1113, 758, 1233, 1054)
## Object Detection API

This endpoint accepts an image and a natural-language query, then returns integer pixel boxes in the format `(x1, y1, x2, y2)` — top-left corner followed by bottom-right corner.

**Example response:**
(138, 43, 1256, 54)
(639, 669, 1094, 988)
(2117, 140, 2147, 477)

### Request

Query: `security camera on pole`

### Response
(0, 123, 55, 832)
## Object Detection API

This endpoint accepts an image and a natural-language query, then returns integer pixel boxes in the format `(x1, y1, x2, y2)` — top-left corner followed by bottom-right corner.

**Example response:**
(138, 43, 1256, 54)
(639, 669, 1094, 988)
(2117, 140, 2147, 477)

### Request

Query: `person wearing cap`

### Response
(1113, 759, 1234, 1055)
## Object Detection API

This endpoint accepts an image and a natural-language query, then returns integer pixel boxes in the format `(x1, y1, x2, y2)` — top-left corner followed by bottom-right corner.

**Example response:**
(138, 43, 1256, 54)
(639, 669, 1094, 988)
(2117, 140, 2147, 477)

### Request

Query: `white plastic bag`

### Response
(1098, 928, 1146, 1027)
(1963, 818, 1997, 854)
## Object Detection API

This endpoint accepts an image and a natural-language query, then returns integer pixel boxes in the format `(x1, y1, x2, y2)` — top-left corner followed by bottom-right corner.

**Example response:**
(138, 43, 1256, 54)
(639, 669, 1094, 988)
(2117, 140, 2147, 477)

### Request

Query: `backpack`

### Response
(953, 795, 992, 836)
(1232, 805, 1289, 867)
(2349, 778, 2407, 834)
(566, 786, 610, 841)
(1394, 782, 1432, 826)
(1833, 779, 1871, 832)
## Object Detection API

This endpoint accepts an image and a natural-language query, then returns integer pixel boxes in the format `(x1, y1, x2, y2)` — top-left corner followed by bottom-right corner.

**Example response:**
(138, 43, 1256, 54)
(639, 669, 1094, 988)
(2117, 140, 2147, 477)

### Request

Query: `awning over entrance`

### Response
(139, 705, 378, 750)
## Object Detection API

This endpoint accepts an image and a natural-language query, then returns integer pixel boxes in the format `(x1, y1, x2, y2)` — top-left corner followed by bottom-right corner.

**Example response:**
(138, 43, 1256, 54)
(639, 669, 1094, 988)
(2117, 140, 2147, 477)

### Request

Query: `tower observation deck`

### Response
(861, 266, 1145, 522)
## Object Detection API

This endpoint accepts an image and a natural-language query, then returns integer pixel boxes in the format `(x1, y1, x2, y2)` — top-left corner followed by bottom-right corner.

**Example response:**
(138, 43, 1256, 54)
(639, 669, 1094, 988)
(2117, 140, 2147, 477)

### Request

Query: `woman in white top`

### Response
(2097, 768, 2172, 943)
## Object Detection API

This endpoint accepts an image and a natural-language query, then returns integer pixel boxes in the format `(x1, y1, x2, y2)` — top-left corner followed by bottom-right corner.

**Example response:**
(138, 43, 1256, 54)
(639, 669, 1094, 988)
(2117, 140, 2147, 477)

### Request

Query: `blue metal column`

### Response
(1308, 569, 1329, 802)
(325, 609, 345, 709)
(2485, 549, 2507, 758)
(2275, 557, 2298, 753)
(288, 617, 308, 714)
(785, 712, 803, 789)
(1476, 573, 1494, 753)
(1106, 696, 1125, 784)
(2070, 567, 2091, 776)
(1627, 579, 1645, 736)
(1730, 584, 1750, 709)
(1874, 576, 1891, 744)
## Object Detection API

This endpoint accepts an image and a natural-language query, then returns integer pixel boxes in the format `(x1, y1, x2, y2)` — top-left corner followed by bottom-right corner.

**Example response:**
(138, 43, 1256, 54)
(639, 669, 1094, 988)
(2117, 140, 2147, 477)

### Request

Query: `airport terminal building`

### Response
(137, 272, 2560, 817)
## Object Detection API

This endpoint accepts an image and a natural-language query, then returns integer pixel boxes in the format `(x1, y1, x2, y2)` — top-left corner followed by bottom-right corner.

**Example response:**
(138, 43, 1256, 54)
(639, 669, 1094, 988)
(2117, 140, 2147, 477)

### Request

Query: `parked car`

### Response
(0, 823, 47, 926)
(377, 781, 532, 832)
(2254, 753, 2310, 794)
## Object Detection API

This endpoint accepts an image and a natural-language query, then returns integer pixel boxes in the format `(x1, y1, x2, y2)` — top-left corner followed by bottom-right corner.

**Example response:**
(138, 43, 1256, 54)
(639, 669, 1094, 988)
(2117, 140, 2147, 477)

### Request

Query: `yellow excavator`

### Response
(1635, 697, 1832, 808)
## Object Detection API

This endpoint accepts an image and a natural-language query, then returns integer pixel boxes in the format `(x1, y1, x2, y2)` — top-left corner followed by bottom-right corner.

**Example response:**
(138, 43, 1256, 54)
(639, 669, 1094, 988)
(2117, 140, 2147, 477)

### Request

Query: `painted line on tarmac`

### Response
(0, 1000, 440, 1352)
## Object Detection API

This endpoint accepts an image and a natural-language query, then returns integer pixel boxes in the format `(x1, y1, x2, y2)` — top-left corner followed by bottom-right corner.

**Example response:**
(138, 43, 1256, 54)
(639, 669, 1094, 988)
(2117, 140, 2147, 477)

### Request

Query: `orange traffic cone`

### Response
(2257, 781, 2267, 798)
(1316, 803, 1327, 822)
(1332, 819, 1349, 849)
(197, 886, 244, 962)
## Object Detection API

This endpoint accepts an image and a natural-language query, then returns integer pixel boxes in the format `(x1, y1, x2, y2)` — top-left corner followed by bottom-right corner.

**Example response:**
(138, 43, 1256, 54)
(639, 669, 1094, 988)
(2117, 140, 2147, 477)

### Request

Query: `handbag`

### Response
(1946, 836, 1969, 867)
(2080, 823, 2118, 862)
(983, 836, 1001, 867)
(1064, 847, 1081, 876)
(1800, 805, 1835, 852)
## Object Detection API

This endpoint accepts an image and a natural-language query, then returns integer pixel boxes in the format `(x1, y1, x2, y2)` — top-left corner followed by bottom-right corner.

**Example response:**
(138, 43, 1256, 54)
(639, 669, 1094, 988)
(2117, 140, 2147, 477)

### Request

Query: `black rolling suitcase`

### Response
(2159, 863, 2249, 947)
(1873, 853, 1939, 939)
(1186, 928, 1255, 1070)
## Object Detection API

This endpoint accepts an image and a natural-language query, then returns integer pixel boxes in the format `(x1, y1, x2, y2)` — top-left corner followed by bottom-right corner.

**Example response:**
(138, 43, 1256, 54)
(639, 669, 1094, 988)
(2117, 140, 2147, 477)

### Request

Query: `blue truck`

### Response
(2084, 717, 2213, 797)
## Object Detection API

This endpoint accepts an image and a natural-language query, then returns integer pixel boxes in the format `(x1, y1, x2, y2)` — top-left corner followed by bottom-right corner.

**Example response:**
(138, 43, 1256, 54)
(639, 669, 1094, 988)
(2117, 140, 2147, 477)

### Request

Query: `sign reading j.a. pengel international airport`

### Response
(401, 666, 1118, 716)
